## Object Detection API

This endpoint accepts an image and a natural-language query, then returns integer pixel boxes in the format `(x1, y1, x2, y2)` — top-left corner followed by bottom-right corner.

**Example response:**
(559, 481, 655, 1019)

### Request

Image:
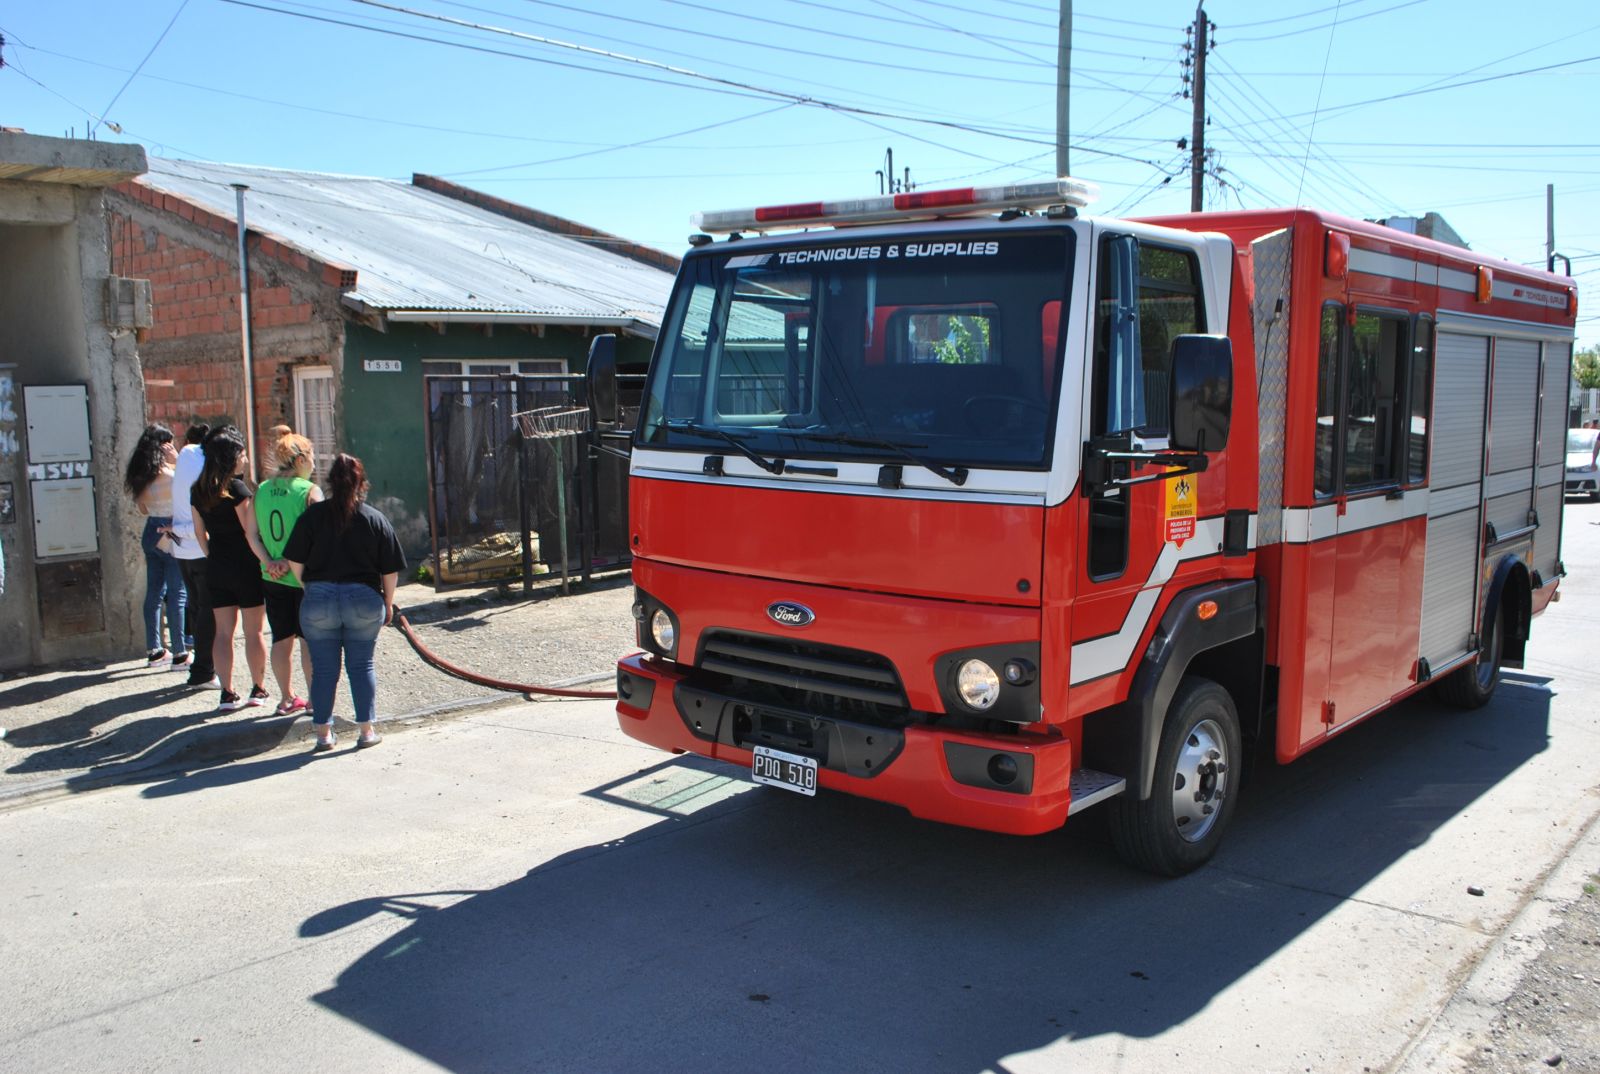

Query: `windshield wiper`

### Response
(786, 430, 968, 487)
(661, 420, 785, 474)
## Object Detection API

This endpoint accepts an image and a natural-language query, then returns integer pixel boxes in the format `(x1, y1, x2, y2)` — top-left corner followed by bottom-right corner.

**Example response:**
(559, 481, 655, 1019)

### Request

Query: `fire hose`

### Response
(391, 609, 617, 700)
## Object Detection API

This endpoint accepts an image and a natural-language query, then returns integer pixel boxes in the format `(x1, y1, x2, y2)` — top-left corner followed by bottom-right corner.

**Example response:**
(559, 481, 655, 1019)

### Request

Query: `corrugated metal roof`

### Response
(140, 158, 675, 331)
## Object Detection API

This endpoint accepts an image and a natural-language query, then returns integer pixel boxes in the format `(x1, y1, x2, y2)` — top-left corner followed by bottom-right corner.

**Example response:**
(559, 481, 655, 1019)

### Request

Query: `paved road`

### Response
(2, 500, 1597, 1074)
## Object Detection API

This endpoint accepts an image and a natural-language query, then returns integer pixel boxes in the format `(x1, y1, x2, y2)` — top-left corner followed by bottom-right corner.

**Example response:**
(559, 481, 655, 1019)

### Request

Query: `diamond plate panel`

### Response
(1251, 229, 1293, 545)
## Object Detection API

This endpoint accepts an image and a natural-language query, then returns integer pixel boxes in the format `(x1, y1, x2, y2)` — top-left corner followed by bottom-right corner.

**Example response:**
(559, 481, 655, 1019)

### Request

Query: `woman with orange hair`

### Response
(253, 428, 322, 715)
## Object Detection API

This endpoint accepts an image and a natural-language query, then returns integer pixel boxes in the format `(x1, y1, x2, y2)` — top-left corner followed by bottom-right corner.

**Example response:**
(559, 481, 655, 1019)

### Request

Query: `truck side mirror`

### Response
(1169, 334, 1232, 453)
(586, 334, 619, 427)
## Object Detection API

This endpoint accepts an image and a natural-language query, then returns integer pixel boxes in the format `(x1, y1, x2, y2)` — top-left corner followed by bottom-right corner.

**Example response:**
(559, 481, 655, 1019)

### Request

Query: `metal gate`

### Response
(422, 373, 633, 590)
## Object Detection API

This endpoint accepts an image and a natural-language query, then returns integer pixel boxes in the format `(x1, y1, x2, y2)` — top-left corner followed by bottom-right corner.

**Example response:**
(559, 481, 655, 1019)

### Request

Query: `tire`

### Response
(1108, 677, 1242, 877)
(1435, 600, 1504, 710)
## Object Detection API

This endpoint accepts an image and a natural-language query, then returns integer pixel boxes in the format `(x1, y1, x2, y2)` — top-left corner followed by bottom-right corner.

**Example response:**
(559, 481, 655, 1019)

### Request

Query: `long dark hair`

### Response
(124, 424, 173, 497)
(326, 453, 369, 532)
(194, 425, 247, 510)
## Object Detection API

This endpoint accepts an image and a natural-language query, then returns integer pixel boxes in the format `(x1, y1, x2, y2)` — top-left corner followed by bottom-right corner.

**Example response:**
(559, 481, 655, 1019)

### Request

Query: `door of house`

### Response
(293, 366, 336, 482)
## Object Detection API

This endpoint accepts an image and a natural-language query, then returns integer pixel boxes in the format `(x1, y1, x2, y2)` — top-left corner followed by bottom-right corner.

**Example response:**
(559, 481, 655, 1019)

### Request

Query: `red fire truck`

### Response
(588, 179, 1575, 874)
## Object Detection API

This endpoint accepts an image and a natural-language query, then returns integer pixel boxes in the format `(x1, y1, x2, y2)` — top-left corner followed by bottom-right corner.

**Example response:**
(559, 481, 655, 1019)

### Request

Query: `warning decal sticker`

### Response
(1164, 473, 1196, 547)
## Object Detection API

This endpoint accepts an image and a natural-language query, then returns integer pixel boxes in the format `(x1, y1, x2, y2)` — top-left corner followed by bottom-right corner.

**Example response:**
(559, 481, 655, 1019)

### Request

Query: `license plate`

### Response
(751, 746, 818, 797)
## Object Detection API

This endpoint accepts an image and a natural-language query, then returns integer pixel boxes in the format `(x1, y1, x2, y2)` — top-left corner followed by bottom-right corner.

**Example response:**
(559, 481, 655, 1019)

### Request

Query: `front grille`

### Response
(696, 629, 909, 715)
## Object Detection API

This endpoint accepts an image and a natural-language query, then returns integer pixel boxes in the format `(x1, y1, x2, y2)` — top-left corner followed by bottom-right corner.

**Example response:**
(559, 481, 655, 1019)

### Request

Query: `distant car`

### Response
(1569, 427, 1600, 500)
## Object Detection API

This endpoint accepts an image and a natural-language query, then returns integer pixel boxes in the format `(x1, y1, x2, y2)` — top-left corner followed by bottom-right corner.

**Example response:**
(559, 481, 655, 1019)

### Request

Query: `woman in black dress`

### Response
(189, 426, 271, 712)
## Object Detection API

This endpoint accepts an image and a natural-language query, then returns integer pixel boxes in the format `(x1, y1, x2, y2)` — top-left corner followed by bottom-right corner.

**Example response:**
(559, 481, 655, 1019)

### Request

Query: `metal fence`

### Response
(422, 372, 637, 591)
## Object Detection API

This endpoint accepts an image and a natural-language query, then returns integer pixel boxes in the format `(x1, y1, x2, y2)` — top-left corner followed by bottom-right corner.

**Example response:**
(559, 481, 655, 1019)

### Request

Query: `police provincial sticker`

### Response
(1164, 473, 1197, 547)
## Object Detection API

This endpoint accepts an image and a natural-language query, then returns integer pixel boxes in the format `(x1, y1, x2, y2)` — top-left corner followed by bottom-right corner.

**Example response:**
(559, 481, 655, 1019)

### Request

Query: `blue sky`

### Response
(3, 0, 1597, 348)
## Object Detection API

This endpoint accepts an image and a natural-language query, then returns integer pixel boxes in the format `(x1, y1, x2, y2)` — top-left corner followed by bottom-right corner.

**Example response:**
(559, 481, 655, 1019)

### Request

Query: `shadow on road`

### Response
(303, 681, 1551, 1072)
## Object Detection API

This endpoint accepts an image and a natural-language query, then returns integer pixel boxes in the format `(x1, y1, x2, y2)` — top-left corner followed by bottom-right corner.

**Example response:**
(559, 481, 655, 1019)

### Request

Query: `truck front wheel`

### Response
(1108, 677, 1242, 877)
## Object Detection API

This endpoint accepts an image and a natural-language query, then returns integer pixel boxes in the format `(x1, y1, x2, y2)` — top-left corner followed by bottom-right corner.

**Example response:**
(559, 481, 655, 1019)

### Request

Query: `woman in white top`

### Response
(124, 424, 190, 668)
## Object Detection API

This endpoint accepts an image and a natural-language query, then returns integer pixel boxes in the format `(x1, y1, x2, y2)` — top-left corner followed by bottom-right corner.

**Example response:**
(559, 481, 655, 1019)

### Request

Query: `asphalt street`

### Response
(1, 498, 1597, 1073)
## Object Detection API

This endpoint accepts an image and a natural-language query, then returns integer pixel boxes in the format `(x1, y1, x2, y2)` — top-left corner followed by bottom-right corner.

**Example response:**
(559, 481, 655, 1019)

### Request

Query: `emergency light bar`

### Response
(691, 178, 1100, 234)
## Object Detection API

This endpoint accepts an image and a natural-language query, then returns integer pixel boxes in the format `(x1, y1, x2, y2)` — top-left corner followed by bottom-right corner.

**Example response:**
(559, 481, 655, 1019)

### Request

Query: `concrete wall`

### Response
(0, 176, 148, 670)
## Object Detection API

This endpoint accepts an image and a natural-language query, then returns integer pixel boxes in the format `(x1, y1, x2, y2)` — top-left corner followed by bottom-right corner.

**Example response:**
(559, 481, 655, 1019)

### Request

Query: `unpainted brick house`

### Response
(107, 159, 675, 551)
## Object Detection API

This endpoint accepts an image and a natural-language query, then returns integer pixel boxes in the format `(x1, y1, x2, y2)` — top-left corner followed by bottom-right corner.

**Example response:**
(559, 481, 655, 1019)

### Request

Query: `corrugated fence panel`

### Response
(1252, 228, 1293, 546)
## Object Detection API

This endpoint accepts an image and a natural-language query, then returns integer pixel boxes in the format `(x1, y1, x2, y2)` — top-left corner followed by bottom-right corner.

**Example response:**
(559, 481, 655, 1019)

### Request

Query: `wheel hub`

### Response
(1171, 718, 1229, 843)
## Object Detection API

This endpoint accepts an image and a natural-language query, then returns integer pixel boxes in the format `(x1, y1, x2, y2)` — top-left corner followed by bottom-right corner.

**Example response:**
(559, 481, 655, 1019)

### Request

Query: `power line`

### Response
(437, 102, 798, 177)
(1225, 0, 1388, 29)
(92, 0, 189, 136)
(228, 0, 1171, 161)
(1220, 51, 1600, 128)
(1225, 0, 1431, 44)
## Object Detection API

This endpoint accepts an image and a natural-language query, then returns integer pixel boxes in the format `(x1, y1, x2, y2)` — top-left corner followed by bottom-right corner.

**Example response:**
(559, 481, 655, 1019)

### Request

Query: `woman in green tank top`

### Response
(250, 429, 323, 715)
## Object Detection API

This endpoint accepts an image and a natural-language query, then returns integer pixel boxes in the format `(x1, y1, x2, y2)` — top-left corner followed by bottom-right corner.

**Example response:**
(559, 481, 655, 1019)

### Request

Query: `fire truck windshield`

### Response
(638, 230, 1074, 471)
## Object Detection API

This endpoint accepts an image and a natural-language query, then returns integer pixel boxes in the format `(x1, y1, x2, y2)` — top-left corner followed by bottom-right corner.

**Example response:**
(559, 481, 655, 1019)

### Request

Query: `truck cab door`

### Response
(1070, 231, 1211, 693)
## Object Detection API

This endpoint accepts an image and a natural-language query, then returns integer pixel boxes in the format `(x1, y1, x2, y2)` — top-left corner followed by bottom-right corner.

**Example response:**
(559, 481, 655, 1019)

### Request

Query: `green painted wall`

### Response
(339, 320, 654, 555)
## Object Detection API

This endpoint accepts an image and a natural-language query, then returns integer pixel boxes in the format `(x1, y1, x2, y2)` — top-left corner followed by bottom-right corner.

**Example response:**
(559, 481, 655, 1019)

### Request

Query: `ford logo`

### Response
(767, 601, 815, 628)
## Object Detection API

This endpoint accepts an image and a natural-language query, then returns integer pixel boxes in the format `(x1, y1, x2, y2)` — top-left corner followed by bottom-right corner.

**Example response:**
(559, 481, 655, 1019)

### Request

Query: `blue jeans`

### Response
(300, 581, 385, 726)
(140, 517, 188, 657)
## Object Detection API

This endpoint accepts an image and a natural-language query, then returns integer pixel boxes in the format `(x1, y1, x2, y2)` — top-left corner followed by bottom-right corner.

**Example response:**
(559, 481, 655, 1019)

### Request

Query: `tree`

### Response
(1576, 347, 1600, 390)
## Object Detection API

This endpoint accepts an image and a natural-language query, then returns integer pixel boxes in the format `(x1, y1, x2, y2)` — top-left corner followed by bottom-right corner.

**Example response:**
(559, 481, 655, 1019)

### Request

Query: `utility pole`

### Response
(1547, 184, 1556, 272)
(1056, 0, 1071, 178)
(232, 183, 258, 481)
(1189, 4, 1210, 212)
(875, 148, 913, 194)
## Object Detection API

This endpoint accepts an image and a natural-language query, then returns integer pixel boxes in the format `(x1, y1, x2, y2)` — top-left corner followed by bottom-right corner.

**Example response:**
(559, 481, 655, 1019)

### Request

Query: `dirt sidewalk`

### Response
(0, 573, 635, 798)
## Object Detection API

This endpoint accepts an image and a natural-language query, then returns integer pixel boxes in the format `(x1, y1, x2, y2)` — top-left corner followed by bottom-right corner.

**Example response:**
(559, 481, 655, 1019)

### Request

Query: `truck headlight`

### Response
(956, 659, 1001, 710)
(650, 609, 676, 652)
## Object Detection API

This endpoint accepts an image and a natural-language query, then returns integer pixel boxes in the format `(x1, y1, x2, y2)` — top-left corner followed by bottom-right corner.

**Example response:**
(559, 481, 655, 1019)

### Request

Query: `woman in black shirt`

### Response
(190, 425, 271, 712)
(284, 452, 406, 750)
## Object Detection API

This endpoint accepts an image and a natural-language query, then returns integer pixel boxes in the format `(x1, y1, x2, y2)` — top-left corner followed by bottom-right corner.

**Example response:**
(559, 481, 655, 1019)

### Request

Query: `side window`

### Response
(1408, 316, 1433, 484)
(1092, 237, 1205, 439)
(1344, 311, 1408, 489)
(1315, 303, 1426, 497)
(889, 306, 1000, 364)
(1315, 304, 1342, 497)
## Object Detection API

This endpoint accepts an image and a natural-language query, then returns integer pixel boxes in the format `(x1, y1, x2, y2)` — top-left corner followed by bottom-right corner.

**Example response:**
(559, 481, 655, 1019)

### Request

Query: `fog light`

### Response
(1002, 658, 1035, 686)
(987, 753, 1019, 786)
(957, 659, 1000, 709)
(650, 609, 675, 651)
(617, 672, 634, 700)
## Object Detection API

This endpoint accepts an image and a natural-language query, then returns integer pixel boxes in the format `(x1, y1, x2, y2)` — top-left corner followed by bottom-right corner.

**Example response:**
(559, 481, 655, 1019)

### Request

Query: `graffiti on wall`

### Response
(0, 371, 17, 459)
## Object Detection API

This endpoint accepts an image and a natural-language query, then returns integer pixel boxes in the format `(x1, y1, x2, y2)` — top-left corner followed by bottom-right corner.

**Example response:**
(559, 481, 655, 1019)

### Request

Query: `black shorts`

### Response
(262, 581, 305, 642)
(207, 559, 264, 610)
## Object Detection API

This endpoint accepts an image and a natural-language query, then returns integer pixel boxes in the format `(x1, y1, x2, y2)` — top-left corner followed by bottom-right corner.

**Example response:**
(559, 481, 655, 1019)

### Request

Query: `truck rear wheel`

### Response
(1436, 601, 1504, 710)
(1108, 677, 1241, 877)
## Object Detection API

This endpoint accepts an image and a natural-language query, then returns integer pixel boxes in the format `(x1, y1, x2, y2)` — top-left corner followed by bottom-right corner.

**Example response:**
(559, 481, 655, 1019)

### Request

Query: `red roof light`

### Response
(754, 202, 826, 223)
(894, 188, 977, 211)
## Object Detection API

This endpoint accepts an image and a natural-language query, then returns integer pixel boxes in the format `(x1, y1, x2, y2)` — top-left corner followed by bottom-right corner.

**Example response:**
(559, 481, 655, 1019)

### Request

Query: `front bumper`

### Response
(1567, 474, 1598, 493)
(616, 653, 1076, 836)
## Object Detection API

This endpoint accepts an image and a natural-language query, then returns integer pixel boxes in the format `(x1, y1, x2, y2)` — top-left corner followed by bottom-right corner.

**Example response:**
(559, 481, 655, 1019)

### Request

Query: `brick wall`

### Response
(107, 182, 349, 458)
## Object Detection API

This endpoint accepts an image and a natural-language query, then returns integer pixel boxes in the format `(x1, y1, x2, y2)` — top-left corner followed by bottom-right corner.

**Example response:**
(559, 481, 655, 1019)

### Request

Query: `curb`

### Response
(1394, 806, 1600, 1072)
(0, 670, 615, 811)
